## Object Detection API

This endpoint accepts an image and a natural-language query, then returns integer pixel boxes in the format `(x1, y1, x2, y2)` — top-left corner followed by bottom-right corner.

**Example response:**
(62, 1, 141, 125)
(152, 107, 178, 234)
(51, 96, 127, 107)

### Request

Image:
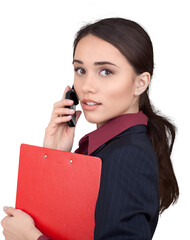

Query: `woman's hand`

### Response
(1, 207, 42, 240)
(43, 86, 82, 152)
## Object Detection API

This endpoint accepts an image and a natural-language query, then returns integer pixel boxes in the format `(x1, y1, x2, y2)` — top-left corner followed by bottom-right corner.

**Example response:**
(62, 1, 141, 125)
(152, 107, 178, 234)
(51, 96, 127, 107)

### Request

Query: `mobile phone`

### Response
(65, 86, 79, 127)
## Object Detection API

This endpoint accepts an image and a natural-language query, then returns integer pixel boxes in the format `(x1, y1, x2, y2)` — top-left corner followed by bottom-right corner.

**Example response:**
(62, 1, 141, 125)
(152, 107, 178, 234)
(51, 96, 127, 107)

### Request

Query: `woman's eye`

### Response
(100, 69, 113, 76)
(74, 68, 86, 75)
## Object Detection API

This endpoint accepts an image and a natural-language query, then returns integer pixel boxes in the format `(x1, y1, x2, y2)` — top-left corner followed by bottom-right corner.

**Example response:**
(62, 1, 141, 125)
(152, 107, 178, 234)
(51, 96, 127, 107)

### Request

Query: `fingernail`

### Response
(67, 100, 74, 104)
(69, 109, 75, 113)
(3, 206, 8, 211)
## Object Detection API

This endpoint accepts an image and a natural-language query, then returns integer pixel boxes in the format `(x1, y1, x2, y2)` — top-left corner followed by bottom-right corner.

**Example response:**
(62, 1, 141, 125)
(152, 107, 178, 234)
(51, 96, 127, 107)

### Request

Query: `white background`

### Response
(0, 0, 189, 239)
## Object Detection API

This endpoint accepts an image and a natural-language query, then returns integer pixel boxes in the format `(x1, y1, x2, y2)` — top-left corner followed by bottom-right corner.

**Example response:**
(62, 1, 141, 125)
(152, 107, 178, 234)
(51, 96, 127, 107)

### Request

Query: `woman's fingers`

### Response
(54, 107, 75, 116)
(53, 110, 81, 126)
(62, 85, 71, 100)
(50, 99, 74, 124)
(49, 110, 81, 130)
(53, 99, 74, 110)
(46, 115, 72, 130)
(50, 107, 75, 126)
(3, 206, 15, 216)
(54, 115, 72, 124)
(43, 86, 80, 151)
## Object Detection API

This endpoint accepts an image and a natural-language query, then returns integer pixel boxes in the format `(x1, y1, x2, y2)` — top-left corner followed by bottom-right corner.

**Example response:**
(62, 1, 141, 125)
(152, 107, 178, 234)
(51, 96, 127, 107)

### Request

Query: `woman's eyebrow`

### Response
(72, 59, 83, 64)
(72, 59, 119, 68)
(94, 61, 119, 68)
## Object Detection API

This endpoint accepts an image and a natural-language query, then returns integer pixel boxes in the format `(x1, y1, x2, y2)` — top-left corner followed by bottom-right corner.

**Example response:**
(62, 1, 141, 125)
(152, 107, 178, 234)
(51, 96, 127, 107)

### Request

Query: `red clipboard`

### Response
(15, 144, 102, 240)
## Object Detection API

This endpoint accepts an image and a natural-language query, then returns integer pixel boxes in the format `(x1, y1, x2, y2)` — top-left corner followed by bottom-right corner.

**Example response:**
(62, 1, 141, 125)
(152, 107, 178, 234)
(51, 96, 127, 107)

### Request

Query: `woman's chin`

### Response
(83, 114, 101, 125)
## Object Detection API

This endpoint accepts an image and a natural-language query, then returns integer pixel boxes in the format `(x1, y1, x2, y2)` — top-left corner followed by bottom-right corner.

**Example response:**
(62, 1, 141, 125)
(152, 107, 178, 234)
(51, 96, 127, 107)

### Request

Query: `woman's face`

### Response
(73, 34, 140, 127)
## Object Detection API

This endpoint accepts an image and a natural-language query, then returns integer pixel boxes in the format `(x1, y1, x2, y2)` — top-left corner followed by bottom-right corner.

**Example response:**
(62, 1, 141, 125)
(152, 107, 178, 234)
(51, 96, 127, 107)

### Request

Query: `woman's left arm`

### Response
(1, 207, 42, 240)
(94, 145, 159, 240)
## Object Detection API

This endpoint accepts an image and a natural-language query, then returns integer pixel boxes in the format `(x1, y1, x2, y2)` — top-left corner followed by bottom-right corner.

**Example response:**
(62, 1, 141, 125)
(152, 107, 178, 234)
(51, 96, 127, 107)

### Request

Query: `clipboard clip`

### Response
(43, 154, 73, 164)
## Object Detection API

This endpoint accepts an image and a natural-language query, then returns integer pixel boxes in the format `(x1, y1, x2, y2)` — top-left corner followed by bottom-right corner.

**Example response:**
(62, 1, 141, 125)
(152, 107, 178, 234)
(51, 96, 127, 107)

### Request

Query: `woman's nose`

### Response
(81, 74, 97, 94)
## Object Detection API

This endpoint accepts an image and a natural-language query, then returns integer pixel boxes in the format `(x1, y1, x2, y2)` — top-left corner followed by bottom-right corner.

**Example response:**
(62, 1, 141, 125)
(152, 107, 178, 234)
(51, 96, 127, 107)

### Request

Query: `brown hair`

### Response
(73, 17, 179, 213)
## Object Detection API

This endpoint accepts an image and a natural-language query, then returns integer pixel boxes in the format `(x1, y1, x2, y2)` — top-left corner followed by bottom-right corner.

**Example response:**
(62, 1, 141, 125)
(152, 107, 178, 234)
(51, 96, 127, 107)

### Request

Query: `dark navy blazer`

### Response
(91, 125, 159, 240)
(38, 124, 159, 240)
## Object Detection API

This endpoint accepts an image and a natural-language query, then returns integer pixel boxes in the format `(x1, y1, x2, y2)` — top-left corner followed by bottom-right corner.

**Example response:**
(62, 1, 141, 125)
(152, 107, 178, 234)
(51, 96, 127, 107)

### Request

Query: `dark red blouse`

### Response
(74, 111, 148, 155)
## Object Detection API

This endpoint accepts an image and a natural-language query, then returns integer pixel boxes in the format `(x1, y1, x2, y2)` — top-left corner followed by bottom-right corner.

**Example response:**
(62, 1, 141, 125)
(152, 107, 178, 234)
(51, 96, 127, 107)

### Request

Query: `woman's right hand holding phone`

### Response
(43, 86, 81, 152)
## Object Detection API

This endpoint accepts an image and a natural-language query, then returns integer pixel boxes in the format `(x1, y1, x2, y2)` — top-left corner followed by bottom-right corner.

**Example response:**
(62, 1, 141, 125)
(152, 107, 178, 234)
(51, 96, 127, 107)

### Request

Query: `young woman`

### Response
(1, 18, 179, 240)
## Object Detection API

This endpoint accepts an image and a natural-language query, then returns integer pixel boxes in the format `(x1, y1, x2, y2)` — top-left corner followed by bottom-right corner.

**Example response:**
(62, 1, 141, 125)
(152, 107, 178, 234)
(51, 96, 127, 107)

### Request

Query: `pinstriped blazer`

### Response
(38, 124, 159, 240)
(91, 125, 159, 240)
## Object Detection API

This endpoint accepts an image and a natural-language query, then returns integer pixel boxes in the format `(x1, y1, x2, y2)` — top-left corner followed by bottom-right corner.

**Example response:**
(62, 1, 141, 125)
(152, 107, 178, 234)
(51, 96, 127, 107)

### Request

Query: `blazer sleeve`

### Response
(37, 235, 51, 240)
(94, 145, 159, 240)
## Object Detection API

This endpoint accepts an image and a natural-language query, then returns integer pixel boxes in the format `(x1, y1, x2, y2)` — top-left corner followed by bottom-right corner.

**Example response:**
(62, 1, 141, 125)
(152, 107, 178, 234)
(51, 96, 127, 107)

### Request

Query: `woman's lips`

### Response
(82, 99, 102, 111)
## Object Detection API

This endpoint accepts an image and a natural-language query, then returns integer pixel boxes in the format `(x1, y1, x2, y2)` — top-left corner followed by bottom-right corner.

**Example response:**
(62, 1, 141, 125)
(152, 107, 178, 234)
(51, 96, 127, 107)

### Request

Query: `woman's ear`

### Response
(134, 72, 150, 96)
